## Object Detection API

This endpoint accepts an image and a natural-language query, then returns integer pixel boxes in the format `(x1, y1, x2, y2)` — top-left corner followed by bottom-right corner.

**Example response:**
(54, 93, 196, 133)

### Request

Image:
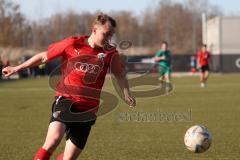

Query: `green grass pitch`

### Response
(0, 74, 239, 160)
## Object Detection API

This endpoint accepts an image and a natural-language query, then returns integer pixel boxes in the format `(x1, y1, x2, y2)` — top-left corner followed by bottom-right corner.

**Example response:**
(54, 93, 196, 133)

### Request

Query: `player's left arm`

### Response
(110, 53, 136, 108)
(197, 52, 201, 69)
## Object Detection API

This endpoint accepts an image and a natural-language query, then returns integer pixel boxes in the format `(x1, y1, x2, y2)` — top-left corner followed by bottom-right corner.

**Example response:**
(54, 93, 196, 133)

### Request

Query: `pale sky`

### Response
(13, 0, 240, 21)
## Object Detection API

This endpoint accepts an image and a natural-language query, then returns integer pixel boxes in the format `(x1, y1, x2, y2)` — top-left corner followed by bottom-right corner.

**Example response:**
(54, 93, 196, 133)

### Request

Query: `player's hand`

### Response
(124, 95, 136, 109)
(2, 66, 18, 77)
(197, 65, 201, 70)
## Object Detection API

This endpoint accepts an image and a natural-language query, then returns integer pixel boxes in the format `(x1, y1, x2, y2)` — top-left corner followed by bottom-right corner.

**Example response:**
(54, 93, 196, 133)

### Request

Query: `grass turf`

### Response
(0, 74, 239, 160)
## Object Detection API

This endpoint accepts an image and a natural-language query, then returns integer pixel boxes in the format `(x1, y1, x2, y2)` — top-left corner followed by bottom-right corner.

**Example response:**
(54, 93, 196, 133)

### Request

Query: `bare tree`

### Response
(0, 0, 223, 55)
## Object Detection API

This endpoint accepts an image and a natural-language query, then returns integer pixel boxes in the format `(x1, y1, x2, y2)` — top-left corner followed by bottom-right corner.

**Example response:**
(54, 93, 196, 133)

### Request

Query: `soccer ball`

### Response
(184, 125, 212, 153)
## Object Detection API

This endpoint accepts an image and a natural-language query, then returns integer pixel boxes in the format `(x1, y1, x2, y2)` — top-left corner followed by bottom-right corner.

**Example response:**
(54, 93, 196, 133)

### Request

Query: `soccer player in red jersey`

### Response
(197, 44, 211, 87)
(2, 13, 136, 160)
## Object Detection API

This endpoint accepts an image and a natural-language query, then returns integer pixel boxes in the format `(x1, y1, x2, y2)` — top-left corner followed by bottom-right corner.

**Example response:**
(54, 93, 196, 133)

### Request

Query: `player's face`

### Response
(202, 46, 207, 52)
(93, 23, 114, 47)
(161, 43, 168, 51)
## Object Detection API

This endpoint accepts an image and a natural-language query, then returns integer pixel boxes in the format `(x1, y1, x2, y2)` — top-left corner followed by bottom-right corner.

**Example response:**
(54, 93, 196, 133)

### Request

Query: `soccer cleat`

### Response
(200, 83, 206, 88)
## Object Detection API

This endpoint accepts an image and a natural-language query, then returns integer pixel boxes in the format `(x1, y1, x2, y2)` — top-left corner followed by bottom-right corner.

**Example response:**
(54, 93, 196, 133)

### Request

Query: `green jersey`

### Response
(156, 49, 171, 67)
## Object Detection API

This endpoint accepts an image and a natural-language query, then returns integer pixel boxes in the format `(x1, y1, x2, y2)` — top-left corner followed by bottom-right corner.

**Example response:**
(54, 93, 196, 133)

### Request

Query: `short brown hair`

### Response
(162, 41, 168, 46)
(93, 13, 117, 28)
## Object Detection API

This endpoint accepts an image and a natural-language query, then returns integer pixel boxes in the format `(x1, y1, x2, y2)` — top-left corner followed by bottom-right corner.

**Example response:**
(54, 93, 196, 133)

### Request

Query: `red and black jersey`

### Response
(198, 51, 210, 66)
(47, 36, 123, 111)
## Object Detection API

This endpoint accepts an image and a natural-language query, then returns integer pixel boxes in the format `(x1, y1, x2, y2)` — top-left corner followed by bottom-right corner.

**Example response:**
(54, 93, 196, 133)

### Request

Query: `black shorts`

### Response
(200, 65, 209, 73)
(49, 96, 96, 150)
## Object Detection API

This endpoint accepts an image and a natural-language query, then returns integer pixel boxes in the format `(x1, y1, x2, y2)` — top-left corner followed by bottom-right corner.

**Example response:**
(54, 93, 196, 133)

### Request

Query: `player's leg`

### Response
(158, 65, 166, 89)
(158, 65, 165, 81)
(200, 66, 205, 87)
(59, 120, 95, 160)
(200, 72, 204, 87)
(158, 75, 164, 81)
(203, 70, 209, 84)
(164, 71, 172, 92)
(201, 65, 209, 87)
(158, 72, 165, 91)
(158, 74, 165, 90)
(164, 70, 171, 84)
(34, 121, 66, 160)
(42, 121, 66, 152)
(61, 139, 82, 160)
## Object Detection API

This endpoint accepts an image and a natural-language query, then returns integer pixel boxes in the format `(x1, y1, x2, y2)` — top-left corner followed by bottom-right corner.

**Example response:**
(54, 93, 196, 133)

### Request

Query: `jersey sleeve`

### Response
(208, 52, 211, 59)
(197, 52, 201, 60)
(156, 50, 163, 57)
(47, 37, 75, 61)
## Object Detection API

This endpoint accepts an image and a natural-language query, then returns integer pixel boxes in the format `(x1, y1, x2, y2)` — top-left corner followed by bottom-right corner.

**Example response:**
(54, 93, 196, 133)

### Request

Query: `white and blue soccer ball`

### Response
(184, 125, 212, 153)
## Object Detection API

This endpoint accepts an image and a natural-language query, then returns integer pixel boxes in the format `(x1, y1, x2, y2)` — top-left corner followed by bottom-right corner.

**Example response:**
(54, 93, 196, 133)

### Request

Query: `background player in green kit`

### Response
(154, 41, 172, 90)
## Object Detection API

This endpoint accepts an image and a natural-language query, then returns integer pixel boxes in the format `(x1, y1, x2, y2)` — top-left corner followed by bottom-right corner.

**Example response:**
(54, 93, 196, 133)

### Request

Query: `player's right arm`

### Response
(2, 37, 75, 77)
(2, 52, 48, 77)
(154, 50, 166, 62)
(155, 55, 166, 62)
(197, 52, 201, 69)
